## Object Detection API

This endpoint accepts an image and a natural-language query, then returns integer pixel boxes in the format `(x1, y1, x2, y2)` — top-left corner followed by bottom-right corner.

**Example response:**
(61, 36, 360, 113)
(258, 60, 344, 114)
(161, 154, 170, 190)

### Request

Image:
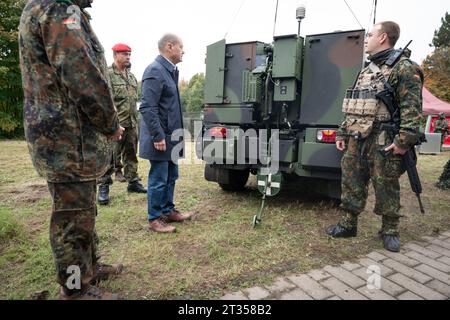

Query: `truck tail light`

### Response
(317, 130, 337, 143)
(207, 127, 227, 138)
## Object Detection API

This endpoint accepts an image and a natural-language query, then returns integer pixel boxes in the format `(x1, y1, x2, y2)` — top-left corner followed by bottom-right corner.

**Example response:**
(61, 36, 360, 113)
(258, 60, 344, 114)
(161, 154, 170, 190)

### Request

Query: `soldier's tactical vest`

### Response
(341, 57, 407, 139)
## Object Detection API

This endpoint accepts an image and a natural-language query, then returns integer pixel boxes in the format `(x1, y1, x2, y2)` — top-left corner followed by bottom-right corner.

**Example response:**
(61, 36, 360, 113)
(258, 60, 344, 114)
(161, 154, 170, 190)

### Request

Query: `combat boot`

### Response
(90, 263, 124, 285)
(382, 234, 401, 252)
(326, 223, 357, 238)
(60, 285, 119, 300)
(127, 181, 147, 193)
(380, 216, 400, 252)
(98, 185, 110, 205)
(115, 170, 126, 183)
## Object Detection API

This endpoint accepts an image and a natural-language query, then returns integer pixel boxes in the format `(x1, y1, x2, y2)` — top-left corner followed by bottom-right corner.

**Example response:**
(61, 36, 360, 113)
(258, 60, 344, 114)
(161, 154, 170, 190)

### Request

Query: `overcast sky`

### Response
(88, 0, 448, 81)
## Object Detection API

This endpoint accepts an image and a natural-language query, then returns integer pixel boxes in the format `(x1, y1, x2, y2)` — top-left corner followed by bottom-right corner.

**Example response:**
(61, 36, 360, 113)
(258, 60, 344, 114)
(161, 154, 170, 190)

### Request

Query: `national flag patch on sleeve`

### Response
(63, 17, 80, 30)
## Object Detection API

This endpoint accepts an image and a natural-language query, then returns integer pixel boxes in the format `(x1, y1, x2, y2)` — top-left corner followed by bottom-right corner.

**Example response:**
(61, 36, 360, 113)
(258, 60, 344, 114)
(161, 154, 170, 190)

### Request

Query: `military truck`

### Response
(196, 7, 365, 200)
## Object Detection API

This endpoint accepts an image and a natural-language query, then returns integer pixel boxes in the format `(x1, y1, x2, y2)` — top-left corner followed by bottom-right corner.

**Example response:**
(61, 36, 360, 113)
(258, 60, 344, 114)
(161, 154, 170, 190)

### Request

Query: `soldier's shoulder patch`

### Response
(62, 17, 78, 28)
(61, 3, 81, 30)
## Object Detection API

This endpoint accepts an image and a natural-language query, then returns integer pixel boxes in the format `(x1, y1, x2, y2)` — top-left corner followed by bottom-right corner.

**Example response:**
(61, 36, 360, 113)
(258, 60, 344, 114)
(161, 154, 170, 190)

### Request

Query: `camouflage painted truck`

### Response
(196, 9, 365, 205)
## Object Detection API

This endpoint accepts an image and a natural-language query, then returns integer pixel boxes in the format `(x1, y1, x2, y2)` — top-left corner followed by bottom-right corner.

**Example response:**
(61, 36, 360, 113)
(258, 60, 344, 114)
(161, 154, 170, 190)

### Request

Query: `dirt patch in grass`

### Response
(5, 182, 48, 204)
(172, 241, 208, 261)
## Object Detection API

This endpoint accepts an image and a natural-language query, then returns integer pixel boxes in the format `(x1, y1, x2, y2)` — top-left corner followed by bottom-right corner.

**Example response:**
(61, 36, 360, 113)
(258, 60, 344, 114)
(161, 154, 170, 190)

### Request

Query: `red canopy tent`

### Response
(423, 87, 450, 146)
(423, 87, 450, 116)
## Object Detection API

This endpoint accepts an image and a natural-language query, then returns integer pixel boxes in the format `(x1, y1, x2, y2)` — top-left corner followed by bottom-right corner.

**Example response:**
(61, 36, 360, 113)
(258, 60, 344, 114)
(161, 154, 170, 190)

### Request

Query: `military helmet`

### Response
(439, 112, 445, 118)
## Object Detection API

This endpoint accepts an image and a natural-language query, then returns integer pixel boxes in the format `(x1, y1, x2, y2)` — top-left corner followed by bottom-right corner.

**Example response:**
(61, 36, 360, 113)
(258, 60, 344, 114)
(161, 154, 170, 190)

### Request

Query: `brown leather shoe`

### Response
(60, 285, 119, 300)
(149, 217, 176, 233)
(165, 209, 193, 223)
(90, 263, 123, 284)
(115, 170, 126, 183)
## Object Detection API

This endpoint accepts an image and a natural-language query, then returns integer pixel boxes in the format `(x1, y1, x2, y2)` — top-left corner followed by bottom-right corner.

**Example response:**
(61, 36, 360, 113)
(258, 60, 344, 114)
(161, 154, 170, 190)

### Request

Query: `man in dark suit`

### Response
(139, 34, 192, 233)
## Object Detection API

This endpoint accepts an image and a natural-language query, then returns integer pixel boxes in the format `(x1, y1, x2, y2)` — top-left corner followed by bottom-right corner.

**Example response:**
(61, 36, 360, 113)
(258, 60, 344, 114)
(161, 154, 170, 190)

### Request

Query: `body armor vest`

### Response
(341, 57, 407, 139)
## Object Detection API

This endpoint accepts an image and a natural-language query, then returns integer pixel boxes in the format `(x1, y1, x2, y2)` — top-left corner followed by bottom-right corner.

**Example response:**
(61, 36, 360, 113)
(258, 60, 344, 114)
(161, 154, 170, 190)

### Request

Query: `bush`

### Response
(437, 159, 450, 190)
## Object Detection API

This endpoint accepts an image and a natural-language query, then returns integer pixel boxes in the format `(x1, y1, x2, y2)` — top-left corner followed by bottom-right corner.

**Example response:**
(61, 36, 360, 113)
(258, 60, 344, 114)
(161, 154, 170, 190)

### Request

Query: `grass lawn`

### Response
(0, 140, 449, 299)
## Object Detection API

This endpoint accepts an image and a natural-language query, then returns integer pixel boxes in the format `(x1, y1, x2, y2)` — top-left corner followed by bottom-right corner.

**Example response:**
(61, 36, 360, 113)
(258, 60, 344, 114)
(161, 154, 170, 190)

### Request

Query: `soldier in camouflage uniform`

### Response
(19, 0, 124, 299)
(326, 21, 424, 252)
(111, 44, 136, 183)
(434, 112, 448, 148)
(97, 44, 147, 205)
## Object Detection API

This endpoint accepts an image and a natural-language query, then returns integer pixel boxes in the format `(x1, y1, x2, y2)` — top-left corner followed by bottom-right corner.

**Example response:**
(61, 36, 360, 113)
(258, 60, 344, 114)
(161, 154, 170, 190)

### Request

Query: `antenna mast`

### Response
(373, 0, 378, 24)
(273, 0, 279, 37)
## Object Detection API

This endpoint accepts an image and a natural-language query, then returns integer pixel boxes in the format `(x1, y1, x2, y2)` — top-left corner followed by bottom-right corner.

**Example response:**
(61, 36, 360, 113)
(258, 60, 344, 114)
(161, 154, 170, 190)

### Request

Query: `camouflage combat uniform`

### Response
(98, 64, 140, 185)
(336, 49, 424, 236)
(19, 0, 118, 287)
(434, 116, 449, 146)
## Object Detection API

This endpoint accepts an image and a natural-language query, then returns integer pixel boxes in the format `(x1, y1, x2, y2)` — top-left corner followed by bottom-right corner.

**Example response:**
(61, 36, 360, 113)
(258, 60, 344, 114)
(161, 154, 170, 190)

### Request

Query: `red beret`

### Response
(112, 43, 132, 52)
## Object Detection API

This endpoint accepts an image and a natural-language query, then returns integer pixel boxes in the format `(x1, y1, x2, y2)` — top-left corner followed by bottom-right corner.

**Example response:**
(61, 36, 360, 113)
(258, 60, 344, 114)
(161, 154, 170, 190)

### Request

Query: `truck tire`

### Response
(218, 169, 249, 191)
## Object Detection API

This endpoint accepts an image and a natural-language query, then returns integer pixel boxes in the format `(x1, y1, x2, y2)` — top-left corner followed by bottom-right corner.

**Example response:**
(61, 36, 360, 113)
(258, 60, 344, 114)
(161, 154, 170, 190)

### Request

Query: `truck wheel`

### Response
(218, 169, 249, 191)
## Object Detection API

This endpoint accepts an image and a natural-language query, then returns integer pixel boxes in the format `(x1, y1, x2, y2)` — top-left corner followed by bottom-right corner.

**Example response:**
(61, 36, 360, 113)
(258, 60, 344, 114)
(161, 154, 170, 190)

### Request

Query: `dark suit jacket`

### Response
(139, 55, 184, 162)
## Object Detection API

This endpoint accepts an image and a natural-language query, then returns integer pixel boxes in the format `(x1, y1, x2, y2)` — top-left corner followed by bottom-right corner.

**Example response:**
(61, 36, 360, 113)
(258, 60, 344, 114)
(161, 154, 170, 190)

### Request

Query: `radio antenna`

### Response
(273, 0, 280, 37)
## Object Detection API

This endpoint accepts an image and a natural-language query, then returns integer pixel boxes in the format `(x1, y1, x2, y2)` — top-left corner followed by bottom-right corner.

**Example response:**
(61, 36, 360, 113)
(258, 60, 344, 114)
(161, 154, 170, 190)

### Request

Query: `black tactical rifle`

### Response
(376, 41, 426, 214)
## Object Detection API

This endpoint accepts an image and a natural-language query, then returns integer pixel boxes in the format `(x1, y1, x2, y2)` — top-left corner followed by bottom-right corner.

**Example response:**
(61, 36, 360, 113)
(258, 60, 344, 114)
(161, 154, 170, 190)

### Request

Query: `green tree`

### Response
(0, 0, 26, 137)
(423, 47, 450, 102)
(423, 12, 450, 103)
(179, 78, 189, 112)
(432, 12, 450, 48)
(137, 81, 142, 100)
(180, 73, 205, 113)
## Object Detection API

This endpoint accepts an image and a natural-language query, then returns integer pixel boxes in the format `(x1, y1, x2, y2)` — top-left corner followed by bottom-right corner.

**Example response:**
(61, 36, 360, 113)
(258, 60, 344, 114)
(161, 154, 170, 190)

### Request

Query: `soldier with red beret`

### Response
(97, 43, 147, 205)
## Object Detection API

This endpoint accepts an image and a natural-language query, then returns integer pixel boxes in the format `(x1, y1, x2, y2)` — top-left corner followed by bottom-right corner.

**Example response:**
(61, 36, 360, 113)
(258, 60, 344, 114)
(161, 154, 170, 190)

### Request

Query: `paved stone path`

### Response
(220, 231, 450, 300)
